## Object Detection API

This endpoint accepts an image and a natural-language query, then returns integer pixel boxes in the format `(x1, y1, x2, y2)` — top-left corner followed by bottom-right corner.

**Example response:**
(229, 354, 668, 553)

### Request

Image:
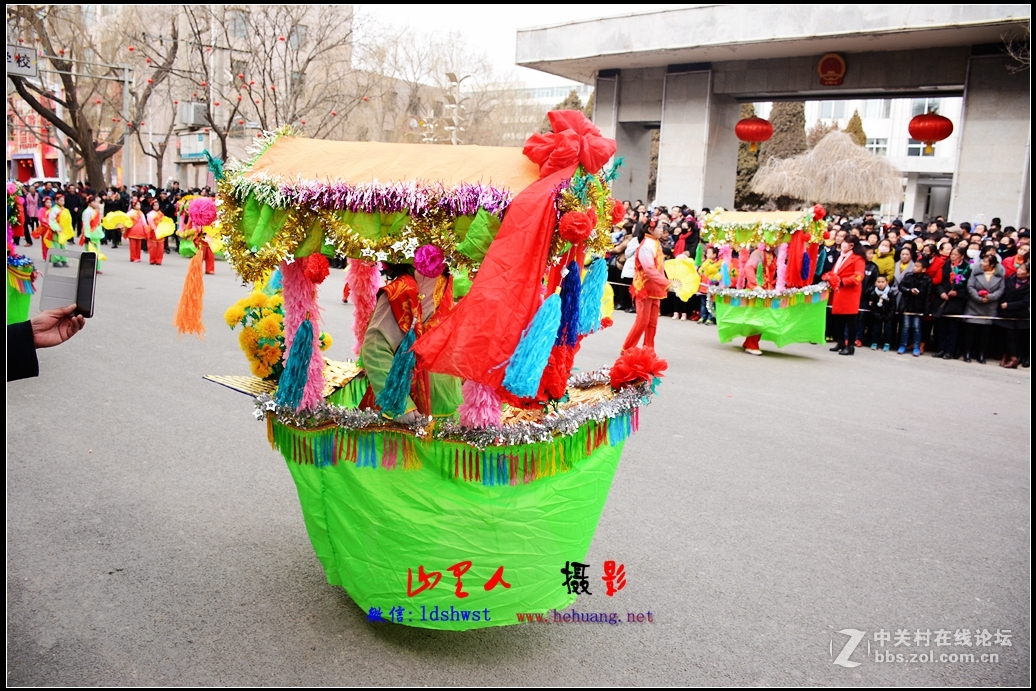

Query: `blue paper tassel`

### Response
(578, 258, 607, 335)
(267, 268, 283, 292)
(721, 262, 731, 288)
(377, 327, 417, 417)
(276, 318, 313, 410)
(801, 252, 811, 281)
(557, 261, 582, 347)
(503, 294, 562, 398)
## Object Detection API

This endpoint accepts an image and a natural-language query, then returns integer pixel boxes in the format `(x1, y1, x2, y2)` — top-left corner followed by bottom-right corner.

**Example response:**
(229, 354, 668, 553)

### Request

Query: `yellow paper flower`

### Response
(256, 314, 282, 340)
(250, 360, 272, 379)
(239, 326, 259, 352)
(246, 292, 269, 309)
(267, 294, 283, 308)
(319, 332, 332, 351)
(224, 303, 246, 328)
(257, 343, 283, 366)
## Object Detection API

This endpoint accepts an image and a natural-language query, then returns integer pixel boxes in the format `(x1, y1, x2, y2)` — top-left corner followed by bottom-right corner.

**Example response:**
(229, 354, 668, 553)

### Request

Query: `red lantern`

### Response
(300, 119, 306, 125)
(173, 100, 179, 105)
(236, 95, 242, 101)
(147, 78, 153, 84)
(95, 98, 102, 104)
(213, 101, 220, 107)
(128, 46, 135, 52)
(279, 36, 286, 41)
(145, 57, 151, 64)
(200, 81, 207, 87)
(269, 85, 275, 91)
(238, 119, 245, 125)
(331, 110, 337, 117)
(735, 116, 774, 153)
(908, 111, 953, 155)
(238, 73, 245, 80)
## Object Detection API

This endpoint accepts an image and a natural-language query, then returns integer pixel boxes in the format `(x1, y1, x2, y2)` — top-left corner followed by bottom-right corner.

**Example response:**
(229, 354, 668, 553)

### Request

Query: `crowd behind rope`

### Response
(606, 202, 1031, 369)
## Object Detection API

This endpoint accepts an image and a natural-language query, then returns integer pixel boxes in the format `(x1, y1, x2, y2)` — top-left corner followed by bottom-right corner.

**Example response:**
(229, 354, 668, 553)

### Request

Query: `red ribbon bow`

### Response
(523, 110, 617, 178)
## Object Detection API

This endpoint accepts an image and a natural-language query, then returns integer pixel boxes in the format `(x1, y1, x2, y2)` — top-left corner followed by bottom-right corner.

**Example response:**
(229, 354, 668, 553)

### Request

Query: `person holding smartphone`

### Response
(7, 305, 86, 381)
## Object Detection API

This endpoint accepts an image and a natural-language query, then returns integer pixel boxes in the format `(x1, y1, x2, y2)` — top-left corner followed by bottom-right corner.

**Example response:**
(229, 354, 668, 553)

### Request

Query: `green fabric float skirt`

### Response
(715, 298, 828, 348)
(7, 283, 31, 324)
(273, 419, 626, 630)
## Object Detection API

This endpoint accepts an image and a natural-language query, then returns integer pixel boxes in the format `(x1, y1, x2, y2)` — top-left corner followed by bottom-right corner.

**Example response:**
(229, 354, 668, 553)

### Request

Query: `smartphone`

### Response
(75, 252, 98, 318)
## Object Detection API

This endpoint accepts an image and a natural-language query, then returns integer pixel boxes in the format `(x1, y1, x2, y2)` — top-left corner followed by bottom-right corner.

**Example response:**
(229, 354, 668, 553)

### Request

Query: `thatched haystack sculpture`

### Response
(751, 130, 902, 204)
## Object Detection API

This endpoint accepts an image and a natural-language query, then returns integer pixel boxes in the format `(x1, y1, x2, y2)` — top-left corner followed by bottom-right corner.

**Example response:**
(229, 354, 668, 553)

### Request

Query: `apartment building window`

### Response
(228, 10, 249, 39)
(863, 99, 891, 119)
(866, 138, 888, 156)
(907, 138, 935, 157)
(911, 97, 941, 116)
(289, 25, 307, 50)
(290, 71, 305, 92)
(231, 59, 248, 82)
(818, 100, 845, 119)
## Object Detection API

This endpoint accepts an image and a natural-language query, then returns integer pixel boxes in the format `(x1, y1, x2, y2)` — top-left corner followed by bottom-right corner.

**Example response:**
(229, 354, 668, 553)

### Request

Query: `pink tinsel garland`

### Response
(345, 259, 382, 355)
(775, 242, 789, 291)
(736, 246, 749, 289)
(458, 380, 502, 428)
(281, 260, 325, 410)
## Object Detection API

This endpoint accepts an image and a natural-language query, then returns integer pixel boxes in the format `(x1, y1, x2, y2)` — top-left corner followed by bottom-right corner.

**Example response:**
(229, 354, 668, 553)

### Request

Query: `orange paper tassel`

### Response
(174, 250, 206, 338)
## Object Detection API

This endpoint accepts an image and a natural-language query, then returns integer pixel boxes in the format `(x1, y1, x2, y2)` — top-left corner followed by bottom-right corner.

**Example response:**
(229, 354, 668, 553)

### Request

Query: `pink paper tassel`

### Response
(736, 246, 749, 289)
(458, 380, 502, 428)
(775, 242, 789, 291)
(281, 260, 325, 410)
(345, 259, 383, 355)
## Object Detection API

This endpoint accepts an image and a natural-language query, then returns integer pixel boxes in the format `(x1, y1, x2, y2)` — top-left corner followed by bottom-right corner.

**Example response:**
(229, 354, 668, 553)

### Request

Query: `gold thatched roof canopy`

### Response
(244, 136, 541, 192)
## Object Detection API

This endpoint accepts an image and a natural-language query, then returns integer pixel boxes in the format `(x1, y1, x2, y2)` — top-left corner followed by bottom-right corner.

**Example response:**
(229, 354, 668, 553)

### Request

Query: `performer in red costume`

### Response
(146, 199, 165, 265)
(622, 222, 671, 352)
(124, 200, 148, 263)
(739, 244, 779, 355)
(823, 236, 866, 356)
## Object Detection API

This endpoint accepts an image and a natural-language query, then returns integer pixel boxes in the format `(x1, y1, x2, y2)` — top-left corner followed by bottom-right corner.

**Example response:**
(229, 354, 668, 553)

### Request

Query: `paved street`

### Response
(7, 242, 1030, 685)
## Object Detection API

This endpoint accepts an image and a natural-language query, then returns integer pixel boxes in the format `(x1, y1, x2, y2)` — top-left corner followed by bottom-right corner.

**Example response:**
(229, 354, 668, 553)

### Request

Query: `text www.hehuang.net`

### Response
(516, 609, 655, 625)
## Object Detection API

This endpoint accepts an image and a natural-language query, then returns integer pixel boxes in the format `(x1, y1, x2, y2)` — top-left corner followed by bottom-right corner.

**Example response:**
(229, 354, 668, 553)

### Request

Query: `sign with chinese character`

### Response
(7, 45, 38, 78)
(817, 53, 846, 86)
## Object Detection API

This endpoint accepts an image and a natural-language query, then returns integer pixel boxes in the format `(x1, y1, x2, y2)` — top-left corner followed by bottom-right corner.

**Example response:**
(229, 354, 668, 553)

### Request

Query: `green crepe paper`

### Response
(326, 377, 368, 408)
(242, 195, 288, 249)
(714, 298, 827, 348)
(337, 211, 411, 242)
(451, 268, 473, 299)
(7, 285, 31, 324)
(280, 424, 624, 630)
(455, 208, 501, 263)
(178, 238, 197, 258)
(295, 220, 324, 258)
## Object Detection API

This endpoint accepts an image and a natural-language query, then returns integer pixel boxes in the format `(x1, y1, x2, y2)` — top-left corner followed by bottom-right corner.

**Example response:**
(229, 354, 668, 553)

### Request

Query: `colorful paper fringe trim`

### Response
(268, 409, 638, 486)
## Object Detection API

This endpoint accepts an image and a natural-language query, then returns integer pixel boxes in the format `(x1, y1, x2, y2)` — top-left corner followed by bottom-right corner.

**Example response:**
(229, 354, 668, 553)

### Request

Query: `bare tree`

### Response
(7, 5, 178, 189)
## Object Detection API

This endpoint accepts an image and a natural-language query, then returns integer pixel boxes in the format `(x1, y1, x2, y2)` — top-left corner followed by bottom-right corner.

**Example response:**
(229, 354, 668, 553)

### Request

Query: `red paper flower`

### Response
(600, 316, 614, 329)
(559, 211, 594, 244)
(304, 253, 330, 284)
(611, 200, 625, 226)
(537, 345, 576, 402)
(522, 110, 617, 177)
(813, 204, 826, 221)
(610, 347, 668, 390)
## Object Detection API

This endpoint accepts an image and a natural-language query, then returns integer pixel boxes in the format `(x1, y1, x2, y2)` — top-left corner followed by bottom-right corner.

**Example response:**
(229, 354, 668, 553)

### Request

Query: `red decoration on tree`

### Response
(58, 49, 65, 56)
(610, 199, 626, 226)
(145, 57, 151, 64)
(173, 100, 179, 105)
(300, 119, 306, 125)
(269, 85, 275, 91)
(304, 254, 330, 284)
(128, 46, 135, 52)
(249, 80, 255, 85)
(908, 111, 953, 154)
(238, 119, 245, 125)
(213, 101, 220, 106)
(279, 36, 286, 41)
(236, 95, 242, 101)
(362, 96, 369, 102)
(734, 116, 774, 153)
(147, 78, 153, 84)
(255, 99, 261, 104)
(95, 98, 102, 104)
(331, 110, 337, 116)
(559, 211, 594, 244)
(238, 73, 245, 79)
(609, 346, 668, 390)
(200, 81, 207, 87)
(523, 110, 616, 177)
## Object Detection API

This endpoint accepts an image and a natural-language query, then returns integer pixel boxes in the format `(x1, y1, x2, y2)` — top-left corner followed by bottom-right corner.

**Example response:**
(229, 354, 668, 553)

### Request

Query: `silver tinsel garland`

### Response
(707, 281, 829, 300)
(252, 369, 655, 450)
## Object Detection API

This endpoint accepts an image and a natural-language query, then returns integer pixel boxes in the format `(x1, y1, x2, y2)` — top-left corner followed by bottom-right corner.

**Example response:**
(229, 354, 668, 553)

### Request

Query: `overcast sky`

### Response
(356, 4, 686, 88)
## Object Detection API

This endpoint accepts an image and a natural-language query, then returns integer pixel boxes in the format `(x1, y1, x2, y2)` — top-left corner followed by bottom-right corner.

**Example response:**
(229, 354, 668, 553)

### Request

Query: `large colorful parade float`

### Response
(183, 112, 665, 630)
(701, 207, 829, 350)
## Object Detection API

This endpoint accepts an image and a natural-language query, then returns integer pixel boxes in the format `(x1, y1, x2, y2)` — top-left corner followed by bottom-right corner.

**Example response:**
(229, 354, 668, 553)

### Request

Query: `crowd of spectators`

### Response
(11, 180, 214, 255)
(606, 202, 1030, 369)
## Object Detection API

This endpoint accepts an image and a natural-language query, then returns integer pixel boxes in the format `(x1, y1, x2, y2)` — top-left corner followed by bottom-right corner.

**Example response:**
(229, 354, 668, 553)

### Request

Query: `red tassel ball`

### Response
(304, 253, 330, 284)
(559, 211, 594, 244)
(610, 346, 668, 390)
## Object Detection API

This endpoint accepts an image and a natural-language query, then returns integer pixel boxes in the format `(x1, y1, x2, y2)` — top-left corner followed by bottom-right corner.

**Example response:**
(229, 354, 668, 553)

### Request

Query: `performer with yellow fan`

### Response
(79, 197, 107, 273)
(45, 193, 75, 267)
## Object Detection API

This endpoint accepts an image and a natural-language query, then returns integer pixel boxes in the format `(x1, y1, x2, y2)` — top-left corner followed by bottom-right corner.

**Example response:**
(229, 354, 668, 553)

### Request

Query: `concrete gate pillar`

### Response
(950, 54, 1030, 227)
